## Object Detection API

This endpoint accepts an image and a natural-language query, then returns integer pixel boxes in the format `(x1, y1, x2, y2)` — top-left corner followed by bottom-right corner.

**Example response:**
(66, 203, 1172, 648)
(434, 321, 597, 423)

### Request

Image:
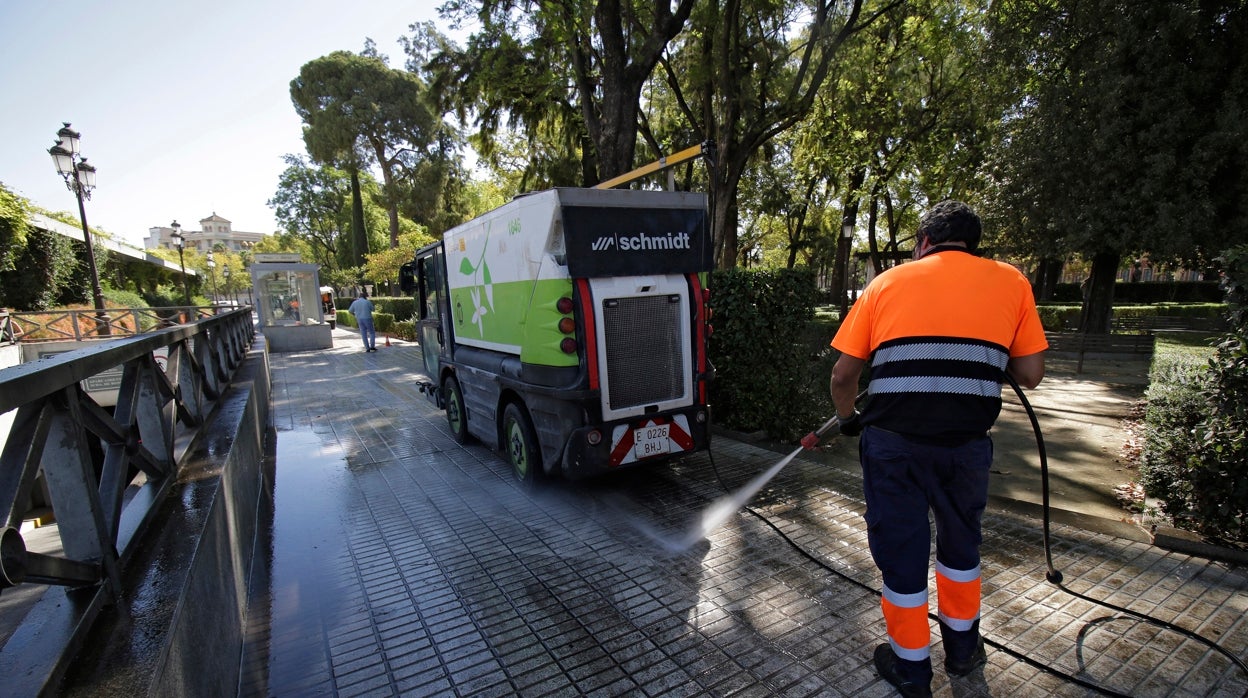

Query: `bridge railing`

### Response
(0, 307, 255, 688)
(0, 305, 235, 344)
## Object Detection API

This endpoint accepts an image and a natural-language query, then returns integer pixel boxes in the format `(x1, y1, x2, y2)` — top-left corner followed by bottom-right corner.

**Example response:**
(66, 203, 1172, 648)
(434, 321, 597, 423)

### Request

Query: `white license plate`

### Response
(633, 424, 670, 458)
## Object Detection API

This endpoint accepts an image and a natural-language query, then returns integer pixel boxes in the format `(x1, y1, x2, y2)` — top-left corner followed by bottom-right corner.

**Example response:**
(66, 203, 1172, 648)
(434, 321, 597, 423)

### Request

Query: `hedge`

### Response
(1136, 245, 1248, 542)
(1045, 281, 1222, 304)
(393, 320, 416, 342)
(335, 309, 398, 335)
(708, 268, 829, 441)
(1035, 302, 1229, 332)
(331, 296, 415, 321)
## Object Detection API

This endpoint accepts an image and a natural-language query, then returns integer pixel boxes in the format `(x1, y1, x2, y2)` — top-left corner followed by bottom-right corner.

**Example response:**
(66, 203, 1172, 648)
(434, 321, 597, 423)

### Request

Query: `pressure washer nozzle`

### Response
(801, 415, 843, 450)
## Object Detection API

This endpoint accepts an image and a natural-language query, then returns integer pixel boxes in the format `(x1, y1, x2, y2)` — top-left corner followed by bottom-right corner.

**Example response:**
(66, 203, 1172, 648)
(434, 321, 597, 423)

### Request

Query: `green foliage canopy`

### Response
(291, 49, 446, 251)
(983, 0, 1248, 327)
(428, 0, 698, 185)
(0, 182, 31, 274)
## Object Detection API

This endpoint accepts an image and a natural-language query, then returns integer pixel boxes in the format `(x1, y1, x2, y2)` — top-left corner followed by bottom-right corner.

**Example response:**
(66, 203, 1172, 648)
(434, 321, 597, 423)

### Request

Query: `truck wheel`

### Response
(443, 376, 469, 444)
(502, 403, 540, 485)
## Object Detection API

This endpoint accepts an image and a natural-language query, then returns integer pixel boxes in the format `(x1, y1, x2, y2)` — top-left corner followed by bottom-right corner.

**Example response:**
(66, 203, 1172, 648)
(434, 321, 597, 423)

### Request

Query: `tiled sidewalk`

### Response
(240, 337, 1248, 697)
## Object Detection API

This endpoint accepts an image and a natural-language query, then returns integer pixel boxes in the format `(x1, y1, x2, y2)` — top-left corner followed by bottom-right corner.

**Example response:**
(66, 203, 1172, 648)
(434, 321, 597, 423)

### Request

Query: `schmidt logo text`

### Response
(590, 232, 692, 252)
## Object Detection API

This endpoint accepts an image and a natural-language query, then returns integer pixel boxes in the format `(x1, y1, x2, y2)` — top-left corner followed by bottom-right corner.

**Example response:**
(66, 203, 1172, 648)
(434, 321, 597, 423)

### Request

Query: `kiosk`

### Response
(250, 255, 333, 351)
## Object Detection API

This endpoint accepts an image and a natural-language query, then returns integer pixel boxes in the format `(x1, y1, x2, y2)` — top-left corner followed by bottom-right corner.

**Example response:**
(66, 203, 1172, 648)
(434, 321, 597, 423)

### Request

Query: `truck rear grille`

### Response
(602, 295, 684, 410)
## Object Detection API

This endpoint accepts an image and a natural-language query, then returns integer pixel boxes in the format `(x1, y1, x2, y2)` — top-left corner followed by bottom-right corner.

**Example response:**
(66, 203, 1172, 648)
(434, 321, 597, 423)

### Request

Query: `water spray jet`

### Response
(659, 415, 842, 553)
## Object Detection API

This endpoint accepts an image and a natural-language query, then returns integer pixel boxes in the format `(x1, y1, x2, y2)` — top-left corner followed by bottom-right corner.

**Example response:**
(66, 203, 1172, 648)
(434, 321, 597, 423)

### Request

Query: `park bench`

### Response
(1044, 330, 1156, 374)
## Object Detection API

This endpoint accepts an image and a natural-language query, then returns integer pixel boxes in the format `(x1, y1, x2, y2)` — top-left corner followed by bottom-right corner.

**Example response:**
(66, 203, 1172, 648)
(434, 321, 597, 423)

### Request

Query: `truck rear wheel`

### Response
(443, 376, 469, 444)
(502, 403, 540, 485)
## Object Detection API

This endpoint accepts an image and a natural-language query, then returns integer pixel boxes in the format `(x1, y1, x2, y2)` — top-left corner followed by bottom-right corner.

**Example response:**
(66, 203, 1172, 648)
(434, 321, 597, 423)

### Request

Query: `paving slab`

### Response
(241, 331, 1248, 696)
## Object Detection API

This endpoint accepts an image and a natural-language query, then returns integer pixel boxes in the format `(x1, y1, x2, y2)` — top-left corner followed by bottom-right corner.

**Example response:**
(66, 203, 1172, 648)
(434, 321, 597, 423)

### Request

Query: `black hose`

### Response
(703, 447, 1131, 698)
(1003, 373, 1063, 584)
(698, 375, 1248, 695)
(1005, 373, 1248, 678)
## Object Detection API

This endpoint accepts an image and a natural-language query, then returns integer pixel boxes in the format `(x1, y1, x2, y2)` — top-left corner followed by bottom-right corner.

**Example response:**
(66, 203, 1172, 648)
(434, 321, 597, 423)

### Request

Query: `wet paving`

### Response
(239, 334, 1248, 697)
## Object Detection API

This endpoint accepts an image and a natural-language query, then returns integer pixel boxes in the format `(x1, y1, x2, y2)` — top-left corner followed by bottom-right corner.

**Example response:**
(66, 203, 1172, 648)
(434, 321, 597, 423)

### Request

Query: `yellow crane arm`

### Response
(593, 142, 712, 190)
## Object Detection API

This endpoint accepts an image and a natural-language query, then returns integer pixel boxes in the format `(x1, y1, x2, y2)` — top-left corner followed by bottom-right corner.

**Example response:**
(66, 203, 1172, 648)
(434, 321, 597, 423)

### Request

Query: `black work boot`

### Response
(939, 618, 987, 677)
(873, 644, 933, 698)
(945, 635, 987, 677)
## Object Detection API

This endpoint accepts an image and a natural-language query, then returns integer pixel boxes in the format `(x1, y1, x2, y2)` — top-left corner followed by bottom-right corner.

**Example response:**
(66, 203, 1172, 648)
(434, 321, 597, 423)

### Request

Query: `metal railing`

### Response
(0, 307, 255, 688)
(1, 305, 233, 344)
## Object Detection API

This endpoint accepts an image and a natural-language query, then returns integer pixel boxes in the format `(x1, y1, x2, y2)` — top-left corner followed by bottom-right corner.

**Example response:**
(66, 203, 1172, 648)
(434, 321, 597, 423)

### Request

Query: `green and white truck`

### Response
(400, 187, 714, 482)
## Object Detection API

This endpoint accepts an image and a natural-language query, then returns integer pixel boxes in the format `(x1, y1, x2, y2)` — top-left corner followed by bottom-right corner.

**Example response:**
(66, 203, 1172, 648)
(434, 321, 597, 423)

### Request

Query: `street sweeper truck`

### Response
(400, 187, 714, 483)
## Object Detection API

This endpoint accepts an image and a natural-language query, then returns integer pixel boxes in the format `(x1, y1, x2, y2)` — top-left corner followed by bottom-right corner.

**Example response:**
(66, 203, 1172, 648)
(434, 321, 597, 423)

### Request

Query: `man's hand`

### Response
(838, 411, 863, 437)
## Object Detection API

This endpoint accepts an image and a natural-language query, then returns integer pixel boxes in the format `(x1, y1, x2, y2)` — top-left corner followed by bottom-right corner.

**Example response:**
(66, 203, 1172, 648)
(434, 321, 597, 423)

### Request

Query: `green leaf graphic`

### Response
(459, 258, 476, 276)
(482, 260, 492, 286)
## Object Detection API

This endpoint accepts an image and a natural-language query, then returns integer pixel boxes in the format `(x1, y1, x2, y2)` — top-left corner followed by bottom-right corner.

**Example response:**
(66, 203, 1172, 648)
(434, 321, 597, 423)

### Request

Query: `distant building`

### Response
(146, 213, 265, 253)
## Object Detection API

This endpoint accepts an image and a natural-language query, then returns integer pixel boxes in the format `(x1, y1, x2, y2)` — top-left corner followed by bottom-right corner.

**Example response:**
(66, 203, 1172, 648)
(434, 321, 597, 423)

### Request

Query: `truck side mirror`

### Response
(399, 262, 416, 294)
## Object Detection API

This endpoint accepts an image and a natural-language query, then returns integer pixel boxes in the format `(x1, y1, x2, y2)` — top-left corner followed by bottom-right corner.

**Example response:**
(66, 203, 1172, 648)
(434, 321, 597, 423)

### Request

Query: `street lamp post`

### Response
(223, 264, 232, 304)
(206, 251, 219, 304)
(48, 122, 109, 335)
(170, 220, 192, 307)
(839, 217, 855, 316)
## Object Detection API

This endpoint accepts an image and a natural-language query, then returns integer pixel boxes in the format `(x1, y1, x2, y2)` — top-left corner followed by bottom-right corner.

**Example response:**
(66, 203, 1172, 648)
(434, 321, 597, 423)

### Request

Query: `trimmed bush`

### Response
(103, 289, 160, 332)
(1034, 304, 1082, 331)
(1138, 353, 1208, 510)
(1051, 281, 1223, 303)
(1137, 245, 1248, 541)
(1183, 332, 1248, 539)
(1036, 302, 1229, 333)
(1180, 247, 1248, 539)
(393, 320, 416, 342)
(708, 268, 827, 441)
(377, 297, 415, 321)
(374, 312, 395, 334)
(1110, 303, 1227, 325)
(332, 296, 414, 321)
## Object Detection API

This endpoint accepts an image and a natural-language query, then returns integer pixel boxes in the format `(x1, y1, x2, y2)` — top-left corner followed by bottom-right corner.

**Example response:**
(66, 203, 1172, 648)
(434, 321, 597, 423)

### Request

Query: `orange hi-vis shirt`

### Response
(832, 249, 1049, 442)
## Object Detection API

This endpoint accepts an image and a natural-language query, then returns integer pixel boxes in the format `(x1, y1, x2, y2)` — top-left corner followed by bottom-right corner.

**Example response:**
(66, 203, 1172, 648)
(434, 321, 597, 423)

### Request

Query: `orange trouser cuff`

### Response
(882, 586, 929, 657)
(936, 562, 981, 631)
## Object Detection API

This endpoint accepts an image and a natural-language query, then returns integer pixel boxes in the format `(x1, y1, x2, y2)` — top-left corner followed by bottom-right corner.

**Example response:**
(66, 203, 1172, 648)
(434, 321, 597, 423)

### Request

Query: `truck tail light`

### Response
(558, 317, 576, 334)
(560, 337, 578, 354)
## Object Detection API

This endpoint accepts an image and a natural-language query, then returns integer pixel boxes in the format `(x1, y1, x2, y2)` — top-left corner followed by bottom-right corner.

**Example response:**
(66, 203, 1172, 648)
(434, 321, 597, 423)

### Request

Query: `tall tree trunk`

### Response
(350, 170, 368, 268)
(379, 159, 400, 249)
(710, 152, 744, 269)
(1033, 257, 1064, 301)
(712, 189, 740, 269)
(1078, 250, 1120, 333)
(836, 168, 867, 316)
(834, 227, 852, 317)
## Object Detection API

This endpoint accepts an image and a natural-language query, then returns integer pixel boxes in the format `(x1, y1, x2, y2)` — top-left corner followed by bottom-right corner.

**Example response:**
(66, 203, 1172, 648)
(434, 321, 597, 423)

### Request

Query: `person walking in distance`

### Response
(349, 290, 377, 352)
(828, 201, 1048, 697)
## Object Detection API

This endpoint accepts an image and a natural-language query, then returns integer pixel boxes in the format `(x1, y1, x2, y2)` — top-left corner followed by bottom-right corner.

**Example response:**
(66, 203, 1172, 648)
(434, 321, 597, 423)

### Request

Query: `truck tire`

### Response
(502, 402, 540, 485)
(443, 376, 469, 444)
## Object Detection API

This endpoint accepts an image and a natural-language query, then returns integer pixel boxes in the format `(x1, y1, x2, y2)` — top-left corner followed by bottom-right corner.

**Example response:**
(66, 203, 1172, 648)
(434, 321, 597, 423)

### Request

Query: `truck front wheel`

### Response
(502, 403, 540, 486)
(443, 376, 469, 444)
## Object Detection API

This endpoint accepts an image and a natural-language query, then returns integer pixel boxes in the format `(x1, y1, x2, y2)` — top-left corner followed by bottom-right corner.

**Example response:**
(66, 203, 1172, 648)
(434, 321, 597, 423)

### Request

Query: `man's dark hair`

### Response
(359, 290, 368, 299)
(917, 200, 982, 251)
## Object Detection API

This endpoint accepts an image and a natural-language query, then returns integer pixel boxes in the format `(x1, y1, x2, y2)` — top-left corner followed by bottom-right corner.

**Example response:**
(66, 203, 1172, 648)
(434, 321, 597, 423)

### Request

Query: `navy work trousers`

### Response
(859, 426, 992, 682)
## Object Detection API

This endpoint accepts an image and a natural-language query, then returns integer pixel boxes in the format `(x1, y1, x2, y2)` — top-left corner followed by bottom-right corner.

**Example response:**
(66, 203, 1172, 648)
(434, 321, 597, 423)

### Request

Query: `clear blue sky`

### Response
(0, 0, 451, 248)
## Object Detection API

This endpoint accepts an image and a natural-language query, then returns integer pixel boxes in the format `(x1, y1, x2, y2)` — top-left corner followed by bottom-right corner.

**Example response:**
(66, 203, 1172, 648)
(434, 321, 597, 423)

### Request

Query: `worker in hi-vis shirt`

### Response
(829, 200, 1048, 697)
